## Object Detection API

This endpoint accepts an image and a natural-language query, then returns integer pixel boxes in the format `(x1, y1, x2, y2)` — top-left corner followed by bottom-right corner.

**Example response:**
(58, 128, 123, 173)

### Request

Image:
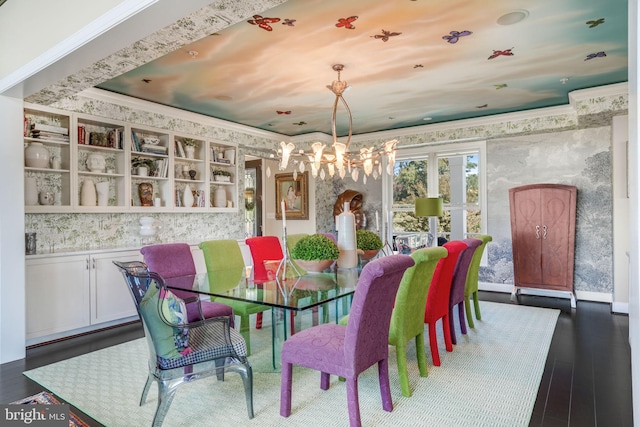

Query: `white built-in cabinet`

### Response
(24, 103, 238, 213)
(25, 249, 141, 344)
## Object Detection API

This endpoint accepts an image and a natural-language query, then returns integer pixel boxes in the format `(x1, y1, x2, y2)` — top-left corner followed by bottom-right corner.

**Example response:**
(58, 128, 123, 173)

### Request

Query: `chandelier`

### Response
(271, 64, 397, 184)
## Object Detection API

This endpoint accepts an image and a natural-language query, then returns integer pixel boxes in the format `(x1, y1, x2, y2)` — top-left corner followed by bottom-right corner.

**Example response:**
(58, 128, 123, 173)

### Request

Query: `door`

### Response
(90, 251, 139, 324)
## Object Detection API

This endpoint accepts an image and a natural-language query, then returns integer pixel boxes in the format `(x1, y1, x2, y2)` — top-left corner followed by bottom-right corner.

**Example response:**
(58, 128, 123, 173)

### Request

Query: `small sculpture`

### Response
(138, 182, 154, 207)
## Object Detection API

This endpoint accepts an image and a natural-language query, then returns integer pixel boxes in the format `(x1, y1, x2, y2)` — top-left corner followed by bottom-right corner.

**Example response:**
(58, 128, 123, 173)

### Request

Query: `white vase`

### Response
(25, 177, 38, 205)
(337, 202, 358, 268)
(138, 166, 148, 177)
(185, 145, 195, 159)
(96, 181, 109, 206)
(214, 187, 227, 207)
(139, 216, 157, 237)
(224, 148, 235, 164)
(25, 142, 50, 168)
(182, 184, 194, 207)
(80, 179, 97, 206)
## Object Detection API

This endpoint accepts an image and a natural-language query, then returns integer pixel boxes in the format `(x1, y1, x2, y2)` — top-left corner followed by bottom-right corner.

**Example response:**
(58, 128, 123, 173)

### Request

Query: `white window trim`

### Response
(382, 140, 487, 244)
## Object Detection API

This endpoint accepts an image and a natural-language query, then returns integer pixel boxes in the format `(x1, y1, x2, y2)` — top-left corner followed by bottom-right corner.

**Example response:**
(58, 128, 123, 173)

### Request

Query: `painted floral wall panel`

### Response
(484, 127, 613, 293)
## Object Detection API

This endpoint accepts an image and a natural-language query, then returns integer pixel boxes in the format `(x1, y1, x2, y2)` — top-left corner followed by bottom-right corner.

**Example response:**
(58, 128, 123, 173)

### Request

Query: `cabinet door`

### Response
(540, 187, 576, 289)
(90, 251, 139, 324)
(26, 255, 90, 340)
(510, 187, 543, 286)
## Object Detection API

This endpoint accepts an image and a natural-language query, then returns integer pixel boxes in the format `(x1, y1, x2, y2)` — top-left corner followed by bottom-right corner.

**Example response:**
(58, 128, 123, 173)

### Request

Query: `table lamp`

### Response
(415, 197, 443, 247)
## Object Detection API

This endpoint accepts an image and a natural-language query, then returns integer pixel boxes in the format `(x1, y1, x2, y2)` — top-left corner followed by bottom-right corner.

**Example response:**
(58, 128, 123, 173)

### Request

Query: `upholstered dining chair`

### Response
(245, 236, 284, 330)
(340, 247, 446, 397)
(424, 240, 466, 366)
(448, 238, 482, 345)
(464, 234, 493, 328)
(140, 243, 234, 325)
(280, 254, 415, 427)
(113, 261, 254, 427)
(199, 239, 271, 356)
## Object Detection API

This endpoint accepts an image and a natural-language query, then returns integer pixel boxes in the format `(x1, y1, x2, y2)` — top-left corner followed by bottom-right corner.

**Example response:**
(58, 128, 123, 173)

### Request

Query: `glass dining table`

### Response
(164, 264, 360, 370)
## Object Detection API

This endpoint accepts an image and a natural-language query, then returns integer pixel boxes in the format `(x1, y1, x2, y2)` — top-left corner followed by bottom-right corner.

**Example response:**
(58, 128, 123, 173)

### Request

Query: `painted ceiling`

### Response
(96, 0, 628, 138)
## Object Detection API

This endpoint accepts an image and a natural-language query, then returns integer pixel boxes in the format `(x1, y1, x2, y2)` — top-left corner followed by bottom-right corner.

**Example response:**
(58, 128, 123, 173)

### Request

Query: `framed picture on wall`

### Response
(275, 171, 309, 220)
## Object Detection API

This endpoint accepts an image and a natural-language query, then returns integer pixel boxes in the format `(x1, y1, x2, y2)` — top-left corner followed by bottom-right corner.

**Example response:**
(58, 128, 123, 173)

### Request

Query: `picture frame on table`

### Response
(275, 171, 309, 220)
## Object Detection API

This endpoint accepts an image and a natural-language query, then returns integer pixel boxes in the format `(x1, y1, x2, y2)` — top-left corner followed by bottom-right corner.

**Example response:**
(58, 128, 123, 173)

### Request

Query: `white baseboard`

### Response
(478, 282, 618, 307)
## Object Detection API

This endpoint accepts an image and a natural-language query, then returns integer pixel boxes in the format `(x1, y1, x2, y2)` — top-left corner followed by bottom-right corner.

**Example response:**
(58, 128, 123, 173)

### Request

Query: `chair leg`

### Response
(378, 358, 393, 412)
(140, 374, 153, 406)
(464, 295, 475, 328)
(280, 362, 293, 417)
(443, 314, 453, 352)
(428, 322, 440, 366)
(320, 372, 331, 390)
(290, 311, 296, 335)
(239, 314, 251, 356)
(215, 357, 225, 381)
(415, 332, 429, 378)
(256, 312, 263, 329)
(449, 308, 457, 346)
(153, 380, 179, 427)
(457, 302, 467, 335)
(395, 343, 412, 397)
(346, 377, 363, 427)
(472, 291, 482, 320)
(238, 362, 254, 419)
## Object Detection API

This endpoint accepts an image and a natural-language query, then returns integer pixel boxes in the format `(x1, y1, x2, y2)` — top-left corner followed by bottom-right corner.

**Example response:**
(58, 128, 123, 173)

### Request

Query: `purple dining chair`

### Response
(280, 254, 415, 427)
(140, 243, 234, 325)
(448, 238, 482, 345)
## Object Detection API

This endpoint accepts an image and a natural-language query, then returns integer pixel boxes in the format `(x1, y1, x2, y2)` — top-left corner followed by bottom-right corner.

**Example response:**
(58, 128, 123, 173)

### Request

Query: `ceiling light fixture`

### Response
(273, 64, 397, 184)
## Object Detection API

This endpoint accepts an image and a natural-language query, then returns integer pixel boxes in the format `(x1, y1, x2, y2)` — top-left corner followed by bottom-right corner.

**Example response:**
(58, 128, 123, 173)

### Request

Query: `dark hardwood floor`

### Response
(0, 291, 633, 426)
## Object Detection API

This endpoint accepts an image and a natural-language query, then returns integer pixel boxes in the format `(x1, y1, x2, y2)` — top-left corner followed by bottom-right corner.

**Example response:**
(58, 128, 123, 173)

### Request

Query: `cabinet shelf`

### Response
(24, 103, 238, 213)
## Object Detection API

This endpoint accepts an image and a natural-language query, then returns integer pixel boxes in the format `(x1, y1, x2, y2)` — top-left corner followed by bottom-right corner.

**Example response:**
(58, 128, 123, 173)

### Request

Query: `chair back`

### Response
(199, 240, 245, 291)
(464, 235, 493, 296)
(389, 247, 447, 344)
(141, 243, 196, 301)
(344, 254, 415, 373)
(246, 236, 284, 282)
(425, 240, 467, 321)
(449, 238, 482, 307)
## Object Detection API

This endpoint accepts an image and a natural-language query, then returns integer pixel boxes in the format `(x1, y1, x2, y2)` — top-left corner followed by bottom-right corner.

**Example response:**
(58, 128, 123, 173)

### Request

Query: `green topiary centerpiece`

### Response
(291, 234, 339, 260)
(356, 230, 383, 261)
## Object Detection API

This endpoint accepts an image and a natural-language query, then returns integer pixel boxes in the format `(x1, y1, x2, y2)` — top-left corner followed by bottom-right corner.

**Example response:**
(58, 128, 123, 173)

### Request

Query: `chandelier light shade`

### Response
(273, 64, 398, 184)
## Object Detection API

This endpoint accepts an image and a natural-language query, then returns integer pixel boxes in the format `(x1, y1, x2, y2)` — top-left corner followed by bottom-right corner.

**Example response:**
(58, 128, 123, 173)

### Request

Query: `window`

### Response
(383, 140, 486, 251)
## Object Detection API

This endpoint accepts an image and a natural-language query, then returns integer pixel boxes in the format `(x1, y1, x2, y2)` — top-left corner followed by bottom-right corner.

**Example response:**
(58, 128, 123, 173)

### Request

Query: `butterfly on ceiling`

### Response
(494, 84, 508, 90)
(476, 104, 488, 109)
(293, 121, 307, 126)
(282, 19, 296, 27)
(585, 51, 606, 60)
(142, 79, 152, 84)
(586, 18, 605, 28)
(336, 16, 358, 29)
(414, 64, 424, 68)
(247, 15, 281, 31)
(277, 111, 291, 115)
(442, 30, 472, 44)
(488, 49, 514, 60)
(371, 29, 402, 42)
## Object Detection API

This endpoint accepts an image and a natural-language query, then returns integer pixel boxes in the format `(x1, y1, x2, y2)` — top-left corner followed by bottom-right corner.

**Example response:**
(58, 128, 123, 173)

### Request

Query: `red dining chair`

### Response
(280, 255, 415, 427)
(424, 240, 466, 366)
(448, 238, 482, 345)
(140, 243, 234, 325)
(246, 236, 284, 330)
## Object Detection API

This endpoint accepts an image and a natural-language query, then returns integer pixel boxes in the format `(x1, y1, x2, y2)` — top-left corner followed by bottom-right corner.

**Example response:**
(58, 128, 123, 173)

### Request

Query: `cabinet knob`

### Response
(535, 225, 540, 239)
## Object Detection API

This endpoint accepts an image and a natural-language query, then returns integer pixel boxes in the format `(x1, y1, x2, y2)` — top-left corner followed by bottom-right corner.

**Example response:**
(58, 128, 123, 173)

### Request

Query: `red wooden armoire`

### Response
(508, 183, 577, 308)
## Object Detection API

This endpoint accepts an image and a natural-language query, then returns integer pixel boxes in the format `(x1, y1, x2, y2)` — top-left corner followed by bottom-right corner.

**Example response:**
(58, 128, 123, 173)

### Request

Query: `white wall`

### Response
(612, 115, 630, 313)
(0, 95, 26, 362)
(0, 0, 126, 78)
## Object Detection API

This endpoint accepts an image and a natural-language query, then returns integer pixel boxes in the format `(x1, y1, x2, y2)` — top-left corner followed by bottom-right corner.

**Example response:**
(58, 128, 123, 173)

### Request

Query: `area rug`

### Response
(10, 391, 90, 427)
(23, 301, 558, 426)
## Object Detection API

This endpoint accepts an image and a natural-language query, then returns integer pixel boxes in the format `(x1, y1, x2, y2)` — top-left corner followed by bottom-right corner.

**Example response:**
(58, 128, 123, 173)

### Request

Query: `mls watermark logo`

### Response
(0, 404, 68, 426)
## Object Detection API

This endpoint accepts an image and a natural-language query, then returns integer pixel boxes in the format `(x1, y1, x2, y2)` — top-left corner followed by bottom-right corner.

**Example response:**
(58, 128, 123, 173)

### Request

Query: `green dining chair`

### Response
(464, 234, 493, 328)
(199, 239, 271, 356)
(340, 247, 447, 397)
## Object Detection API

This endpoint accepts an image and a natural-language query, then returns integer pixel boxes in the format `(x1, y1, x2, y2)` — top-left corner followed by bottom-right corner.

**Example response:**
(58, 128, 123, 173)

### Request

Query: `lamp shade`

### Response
(415, 197, 443, 217)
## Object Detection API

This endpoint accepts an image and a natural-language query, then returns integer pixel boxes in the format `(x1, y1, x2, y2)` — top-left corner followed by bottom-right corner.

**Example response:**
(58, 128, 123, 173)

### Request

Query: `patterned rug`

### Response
(10, 391, 90, 427)
(23, 301, 558, 426)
